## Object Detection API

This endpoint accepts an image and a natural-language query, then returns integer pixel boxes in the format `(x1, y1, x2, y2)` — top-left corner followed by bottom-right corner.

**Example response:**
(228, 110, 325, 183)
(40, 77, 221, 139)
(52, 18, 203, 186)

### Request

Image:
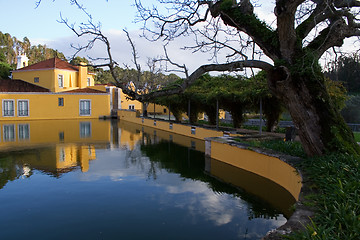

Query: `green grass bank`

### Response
(250, 140, 360, 239)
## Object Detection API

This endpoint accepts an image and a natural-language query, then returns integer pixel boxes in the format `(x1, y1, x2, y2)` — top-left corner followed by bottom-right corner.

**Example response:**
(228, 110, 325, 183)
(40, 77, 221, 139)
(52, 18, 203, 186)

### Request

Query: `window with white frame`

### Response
(129, 105, 135, 110)
(34, 77, 39, 83)
(59, 148, 66, 162)
(18, 124, 30, 140)
(2, 100, 14, 117)
(79, 100, 91, 116)
(80, 122, 91, 138)
(18, 100, 29, 117)
(87, 77, 91, 86)
(58, 74, 64, 88)
(3, 124, 15, 142)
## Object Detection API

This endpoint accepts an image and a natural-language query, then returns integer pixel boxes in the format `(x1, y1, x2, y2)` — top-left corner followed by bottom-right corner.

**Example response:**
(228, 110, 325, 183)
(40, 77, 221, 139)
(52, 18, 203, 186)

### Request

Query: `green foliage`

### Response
(96, 66, 180, 90)
(252, 140, 360, 240)
(353, 132, 360, 142)
(290, 153, 360, 240)
(219, 0, 278, 50)
(0, 31, 66, 66)
(246, 139, 307, 158)
(325, 77, 348, 111)
(154, 72, 283, 128)
(28, 45, 66, 64)
(341, 95, 360, 123)
(0, 61, 11, 79)
(326, 54, 360, 94)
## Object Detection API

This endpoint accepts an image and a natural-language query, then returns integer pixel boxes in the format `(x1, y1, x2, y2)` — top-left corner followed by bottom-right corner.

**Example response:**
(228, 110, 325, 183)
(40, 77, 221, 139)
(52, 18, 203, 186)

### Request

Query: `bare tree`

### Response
(133, 0, 360, 156)
(49, 0, 360, 156)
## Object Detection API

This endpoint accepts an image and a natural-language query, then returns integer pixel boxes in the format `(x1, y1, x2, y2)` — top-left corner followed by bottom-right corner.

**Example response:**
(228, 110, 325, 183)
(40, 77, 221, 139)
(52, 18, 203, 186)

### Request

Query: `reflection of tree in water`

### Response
(0, 153, 32, 190)
(133, 133, 284, 220)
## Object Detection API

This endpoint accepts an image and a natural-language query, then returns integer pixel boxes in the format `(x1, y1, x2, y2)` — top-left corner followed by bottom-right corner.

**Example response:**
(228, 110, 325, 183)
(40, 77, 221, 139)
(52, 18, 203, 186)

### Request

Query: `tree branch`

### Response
(209, 0, 281, 61)
(128, 60, 274, 102)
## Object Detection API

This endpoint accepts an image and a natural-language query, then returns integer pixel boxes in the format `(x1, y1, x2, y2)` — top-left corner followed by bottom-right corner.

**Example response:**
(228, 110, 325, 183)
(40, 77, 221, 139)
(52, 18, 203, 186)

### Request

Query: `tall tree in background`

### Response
(0, 31, 66, 67)
(326, 54, 360, 94)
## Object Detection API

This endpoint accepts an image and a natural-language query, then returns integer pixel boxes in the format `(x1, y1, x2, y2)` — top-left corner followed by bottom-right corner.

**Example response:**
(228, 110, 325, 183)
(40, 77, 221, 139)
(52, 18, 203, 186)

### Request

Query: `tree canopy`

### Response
(326, 54, 360, 94)
(0, 31, 66, 76)
(154, 72, 284, 130)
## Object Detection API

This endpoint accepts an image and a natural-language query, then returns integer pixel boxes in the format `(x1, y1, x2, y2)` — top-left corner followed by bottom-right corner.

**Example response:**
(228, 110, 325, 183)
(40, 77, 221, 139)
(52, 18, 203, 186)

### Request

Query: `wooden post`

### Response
(216, 99, 219, 130)
(188, 99, 191, 123)
(259, 97, 263, 135)
(168, 104, 171, 121)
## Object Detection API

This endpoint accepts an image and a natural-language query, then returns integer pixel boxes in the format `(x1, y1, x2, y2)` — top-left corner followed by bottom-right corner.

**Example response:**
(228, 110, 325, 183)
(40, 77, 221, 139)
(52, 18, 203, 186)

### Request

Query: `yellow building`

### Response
(0, 57, 110, 120)
(12, 57, 95, 93)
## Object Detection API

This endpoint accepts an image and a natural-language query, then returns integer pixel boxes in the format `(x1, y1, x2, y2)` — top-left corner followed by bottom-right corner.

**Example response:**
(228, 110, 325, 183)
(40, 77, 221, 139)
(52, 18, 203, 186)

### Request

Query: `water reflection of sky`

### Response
(0, 120, 289, 240)
(76, 144, 287, 239)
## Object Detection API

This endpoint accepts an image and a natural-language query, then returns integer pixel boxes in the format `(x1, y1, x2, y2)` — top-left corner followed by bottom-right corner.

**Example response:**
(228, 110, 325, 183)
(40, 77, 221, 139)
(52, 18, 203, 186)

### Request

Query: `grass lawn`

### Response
(353, 132, 360, 142)
(243, 140, 360, 240)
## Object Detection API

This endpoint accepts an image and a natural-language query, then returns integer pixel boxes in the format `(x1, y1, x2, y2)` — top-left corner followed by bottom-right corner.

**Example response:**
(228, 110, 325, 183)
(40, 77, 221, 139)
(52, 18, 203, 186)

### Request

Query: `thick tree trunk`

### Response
(204, 107, 217, 126)
(229, 105, 244, 129)
(269, 66, 360, 156)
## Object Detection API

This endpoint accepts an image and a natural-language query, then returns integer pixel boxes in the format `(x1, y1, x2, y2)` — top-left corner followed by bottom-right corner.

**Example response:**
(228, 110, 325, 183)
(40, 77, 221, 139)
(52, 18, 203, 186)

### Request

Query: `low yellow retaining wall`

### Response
(206, 139, 302, 202)
(117, 109, 226, 140)
(118, 109, 302, 203)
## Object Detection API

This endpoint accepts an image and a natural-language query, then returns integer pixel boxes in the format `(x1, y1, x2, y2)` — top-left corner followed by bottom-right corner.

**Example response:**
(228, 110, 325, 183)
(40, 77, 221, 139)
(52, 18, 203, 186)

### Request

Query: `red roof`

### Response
(13, 58, 79, 72)
(62, 88, 107, 93)
(0, 79, 50, 92)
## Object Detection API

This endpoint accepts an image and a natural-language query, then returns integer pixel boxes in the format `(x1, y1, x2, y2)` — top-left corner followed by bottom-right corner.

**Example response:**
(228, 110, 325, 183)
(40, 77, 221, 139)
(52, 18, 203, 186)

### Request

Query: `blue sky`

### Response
(0, 0, 141, 41)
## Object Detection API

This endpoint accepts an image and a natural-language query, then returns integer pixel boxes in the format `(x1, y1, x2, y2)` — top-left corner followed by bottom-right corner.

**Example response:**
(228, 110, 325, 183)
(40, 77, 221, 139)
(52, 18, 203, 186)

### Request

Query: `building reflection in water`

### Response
(0, 119, 299, 218)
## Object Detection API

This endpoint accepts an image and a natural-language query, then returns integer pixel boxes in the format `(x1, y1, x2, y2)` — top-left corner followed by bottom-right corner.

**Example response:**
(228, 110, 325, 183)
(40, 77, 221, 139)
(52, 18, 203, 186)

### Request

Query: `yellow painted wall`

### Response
(54, 69, 79, 92)
(0, 93, 110, 120)
(117, 121, 205, 152)
(116, 109, 301, 205)
(147, 103, 169, 115)
(120, 89, 143, 111)
(12, 67, 94, 92)
(117, 109, 225, 140)
(12, 69, 55, 91)
(209, 141, 302, 201)
(78, 64, 88, 89)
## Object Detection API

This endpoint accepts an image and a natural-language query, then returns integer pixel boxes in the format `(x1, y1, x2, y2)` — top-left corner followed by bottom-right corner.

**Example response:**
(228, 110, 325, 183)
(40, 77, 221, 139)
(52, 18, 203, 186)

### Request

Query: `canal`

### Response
(0, 119, 291, 239)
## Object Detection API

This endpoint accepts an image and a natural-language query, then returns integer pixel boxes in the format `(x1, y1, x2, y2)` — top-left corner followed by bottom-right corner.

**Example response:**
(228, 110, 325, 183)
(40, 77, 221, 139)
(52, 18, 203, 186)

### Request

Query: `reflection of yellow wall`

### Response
(119, 127, 142, 150)
(0, 119, 111, 150)
(208, 158, 296, 218)
(117, 110, 225, 141)
(209, 141, 302, 201)
(21, 144, 96, 173)
(118, 121, 205, 152)
(12, 66, 94, 93)
(0, 93, 110, 120)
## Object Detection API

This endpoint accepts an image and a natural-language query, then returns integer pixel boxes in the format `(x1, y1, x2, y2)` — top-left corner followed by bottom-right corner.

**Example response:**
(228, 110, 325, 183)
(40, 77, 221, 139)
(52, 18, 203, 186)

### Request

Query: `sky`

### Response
(1, 0, 357, 75)
(0, 0, 141, 40)
(1, 0, 213, 73)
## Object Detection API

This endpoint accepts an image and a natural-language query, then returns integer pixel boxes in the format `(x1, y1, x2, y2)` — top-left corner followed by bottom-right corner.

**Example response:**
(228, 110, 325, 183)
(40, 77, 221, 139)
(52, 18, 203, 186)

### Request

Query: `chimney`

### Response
(16, 53, 29, 69)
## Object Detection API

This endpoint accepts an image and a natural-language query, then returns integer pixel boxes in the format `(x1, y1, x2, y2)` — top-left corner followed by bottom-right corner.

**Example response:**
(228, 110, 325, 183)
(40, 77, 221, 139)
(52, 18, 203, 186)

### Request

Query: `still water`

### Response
(0, 119, 289, 240)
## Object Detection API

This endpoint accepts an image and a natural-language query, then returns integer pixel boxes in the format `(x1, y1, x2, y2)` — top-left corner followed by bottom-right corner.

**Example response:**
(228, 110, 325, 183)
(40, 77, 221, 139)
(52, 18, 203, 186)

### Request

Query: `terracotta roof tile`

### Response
(0, 79, 50, 92)
(63, 88, 107, 93)
(13, 58, 79, 72)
